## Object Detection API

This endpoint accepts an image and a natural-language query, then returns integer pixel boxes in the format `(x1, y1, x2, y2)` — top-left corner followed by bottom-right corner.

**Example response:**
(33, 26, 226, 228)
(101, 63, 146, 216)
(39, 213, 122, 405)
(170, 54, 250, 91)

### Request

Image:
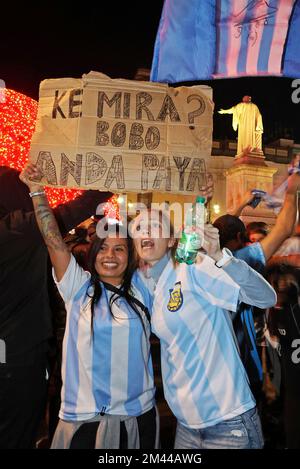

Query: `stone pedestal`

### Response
(235, 148, 265, 165)
(226, 150, 278, 225)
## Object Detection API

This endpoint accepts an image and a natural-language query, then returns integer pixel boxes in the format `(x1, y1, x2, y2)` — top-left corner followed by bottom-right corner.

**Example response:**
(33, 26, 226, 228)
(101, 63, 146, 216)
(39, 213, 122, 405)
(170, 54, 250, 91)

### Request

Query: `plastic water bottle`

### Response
(175, 196, 206, 264)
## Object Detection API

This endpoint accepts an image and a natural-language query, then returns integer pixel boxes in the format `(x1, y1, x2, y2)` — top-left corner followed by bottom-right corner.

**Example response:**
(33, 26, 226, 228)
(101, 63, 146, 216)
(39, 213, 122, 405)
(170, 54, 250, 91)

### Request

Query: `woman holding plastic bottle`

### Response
(131, 207, 277, 449)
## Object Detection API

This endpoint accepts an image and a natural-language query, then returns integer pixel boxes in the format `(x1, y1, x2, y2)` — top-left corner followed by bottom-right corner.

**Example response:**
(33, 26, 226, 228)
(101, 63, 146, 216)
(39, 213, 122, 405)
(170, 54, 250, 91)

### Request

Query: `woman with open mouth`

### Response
(132, 208, 277, 449)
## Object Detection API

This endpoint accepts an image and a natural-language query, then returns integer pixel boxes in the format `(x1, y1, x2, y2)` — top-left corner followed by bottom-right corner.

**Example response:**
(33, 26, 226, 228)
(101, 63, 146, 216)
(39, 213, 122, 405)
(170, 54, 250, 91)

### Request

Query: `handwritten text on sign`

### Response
(30, 73, 213, 194)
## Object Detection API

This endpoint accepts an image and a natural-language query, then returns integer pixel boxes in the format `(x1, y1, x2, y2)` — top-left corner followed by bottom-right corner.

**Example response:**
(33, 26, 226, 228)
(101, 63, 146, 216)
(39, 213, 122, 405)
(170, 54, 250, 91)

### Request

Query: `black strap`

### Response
(102, 282, 151, 324)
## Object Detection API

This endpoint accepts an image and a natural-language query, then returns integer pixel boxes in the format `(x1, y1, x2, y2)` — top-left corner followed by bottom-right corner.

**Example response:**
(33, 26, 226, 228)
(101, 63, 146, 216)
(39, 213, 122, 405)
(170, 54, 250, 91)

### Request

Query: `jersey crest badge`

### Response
(167, 281, 183, 312)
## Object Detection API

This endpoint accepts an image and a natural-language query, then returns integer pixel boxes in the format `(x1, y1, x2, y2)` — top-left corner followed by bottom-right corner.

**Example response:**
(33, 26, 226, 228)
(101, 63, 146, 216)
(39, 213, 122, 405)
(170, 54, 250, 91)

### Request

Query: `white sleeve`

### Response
(223, 257, 277, 308)
(52, 254, 91, 303)
(192, 255, 240, 312)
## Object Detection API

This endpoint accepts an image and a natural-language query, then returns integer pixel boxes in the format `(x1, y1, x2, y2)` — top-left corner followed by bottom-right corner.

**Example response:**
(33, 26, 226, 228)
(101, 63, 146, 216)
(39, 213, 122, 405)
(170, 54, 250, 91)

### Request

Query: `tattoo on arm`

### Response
(35, 200, 67, 252)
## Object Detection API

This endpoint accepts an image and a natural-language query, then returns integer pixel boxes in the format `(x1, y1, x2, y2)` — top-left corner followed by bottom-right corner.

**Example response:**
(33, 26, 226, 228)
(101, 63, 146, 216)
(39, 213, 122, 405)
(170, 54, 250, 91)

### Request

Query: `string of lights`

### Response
(0, 88, 87, 208)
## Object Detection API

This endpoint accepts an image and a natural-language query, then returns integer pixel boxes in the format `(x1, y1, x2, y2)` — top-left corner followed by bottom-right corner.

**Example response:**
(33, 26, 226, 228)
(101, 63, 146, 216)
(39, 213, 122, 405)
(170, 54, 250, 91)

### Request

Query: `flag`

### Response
(151, 0, 300, 82)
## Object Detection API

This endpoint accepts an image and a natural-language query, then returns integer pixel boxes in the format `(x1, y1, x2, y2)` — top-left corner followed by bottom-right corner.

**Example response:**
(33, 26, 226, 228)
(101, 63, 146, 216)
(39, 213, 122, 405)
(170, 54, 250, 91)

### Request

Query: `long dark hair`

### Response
(86, 223, 145, 335)
(266, 263, 300, 302)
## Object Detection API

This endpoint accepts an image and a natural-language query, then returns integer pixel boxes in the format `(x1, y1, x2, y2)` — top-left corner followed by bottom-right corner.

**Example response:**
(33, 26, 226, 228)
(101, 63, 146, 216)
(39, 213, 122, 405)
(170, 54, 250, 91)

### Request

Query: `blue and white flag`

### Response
(151, 0, 300, 82)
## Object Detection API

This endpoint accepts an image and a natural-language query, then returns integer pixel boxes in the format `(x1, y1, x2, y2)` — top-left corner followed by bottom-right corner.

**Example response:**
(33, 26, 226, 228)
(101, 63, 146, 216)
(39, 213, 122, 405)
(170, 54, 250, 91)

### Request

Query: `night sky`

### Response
(1, 1, 299, 144)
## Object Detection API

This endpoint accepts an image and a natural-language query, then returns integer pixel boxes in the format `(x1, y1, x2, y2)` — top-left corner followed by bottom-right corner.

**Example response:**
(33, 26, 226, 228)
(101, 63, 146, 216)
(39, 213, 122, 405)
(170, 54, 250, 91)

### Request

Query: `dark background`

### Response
(1, 1, 299, 144)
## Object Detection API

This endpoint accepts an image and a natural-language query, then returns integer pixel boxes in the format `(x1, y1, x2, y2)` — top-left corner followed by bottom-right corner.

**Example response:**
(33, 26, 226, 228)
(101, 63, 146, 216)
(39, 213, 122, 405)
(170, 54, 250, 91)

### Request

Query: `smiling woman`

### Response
(18, 162, 159, 449)
(93, 236, 129, 286)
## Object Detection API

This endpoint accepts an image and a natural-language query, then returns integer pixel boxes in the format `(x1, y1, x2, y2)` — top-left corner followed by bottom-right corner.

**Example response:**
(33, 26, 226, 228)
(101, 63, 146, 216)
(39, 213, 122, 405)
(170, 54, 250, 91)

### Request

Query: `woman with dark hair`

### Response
(20, 164, 157, 449)
(246, 222, 269, 244)
(266, 263, 300, 449)
(0, 165, 112, 449)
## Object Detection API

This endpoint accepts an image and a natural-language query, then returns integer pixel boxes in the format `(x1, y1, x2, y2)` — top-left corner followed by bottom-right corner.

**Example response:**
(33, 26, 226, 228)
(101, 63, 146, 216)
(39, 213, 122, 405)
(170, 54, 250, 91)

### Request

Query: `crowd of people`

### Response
(0, 160, 299, 449)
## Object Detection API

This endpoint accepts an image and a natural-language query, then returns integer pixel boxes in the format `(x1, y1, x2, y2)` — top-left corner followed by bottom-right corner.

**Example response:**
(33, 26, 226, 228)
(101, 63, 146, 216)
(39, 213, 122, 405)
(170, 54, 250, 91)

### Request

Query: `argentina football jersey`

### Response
(54, 255, 155, 421)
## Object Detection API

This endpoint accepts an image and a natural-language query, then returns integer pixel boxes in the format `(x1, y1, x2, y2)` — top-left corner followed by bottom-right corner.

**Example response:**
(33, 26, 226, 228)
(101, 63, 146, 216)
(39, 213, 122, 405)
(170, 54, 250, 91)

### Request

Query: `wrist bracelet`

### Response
(29, 190, 45, 198)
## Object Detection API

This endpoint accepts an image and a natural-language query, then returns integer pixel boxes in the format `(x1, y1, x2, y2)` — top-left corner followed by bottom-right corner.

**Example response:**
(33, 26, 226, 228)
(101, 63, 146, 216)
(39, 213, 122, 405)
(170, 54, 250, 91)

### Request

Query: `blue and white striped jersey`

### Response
(150, 255, 256, 429)
(54, 255, 155, 421)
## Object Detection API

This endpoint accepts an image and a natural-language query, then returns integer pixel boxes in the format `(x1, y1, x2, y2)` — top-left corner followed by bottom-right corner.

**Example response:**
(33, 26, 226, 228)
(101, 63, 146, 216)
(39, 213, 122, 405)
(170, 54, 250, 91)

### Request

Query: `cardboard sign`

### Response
(30, 72, 213, 194)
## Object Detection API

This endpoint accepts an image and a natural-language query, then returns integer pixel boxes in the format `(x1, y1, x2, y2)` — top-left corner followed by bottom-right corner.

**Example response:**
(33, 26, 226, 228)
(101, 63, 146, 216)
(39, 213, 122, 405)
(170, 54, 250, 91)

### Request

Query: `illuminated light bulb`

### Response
(213, 204, 220, 214)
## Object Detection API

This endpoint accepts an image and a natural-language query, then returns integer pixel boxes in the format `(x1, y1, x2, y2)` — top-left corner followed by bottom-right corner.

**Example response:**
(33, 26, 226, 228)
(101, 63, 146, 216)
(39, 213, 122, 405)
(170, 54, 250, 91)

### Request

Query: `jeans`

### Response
(174, 407, 264, 449)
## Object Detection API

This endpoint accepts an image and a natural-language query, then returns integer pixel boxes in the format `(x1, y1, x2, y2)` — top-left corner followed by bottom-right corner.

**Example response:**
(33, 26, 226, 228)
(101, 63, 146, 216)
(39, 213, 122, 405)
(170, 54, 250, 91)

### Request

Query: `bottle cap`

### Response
(195, 196, 206, 204)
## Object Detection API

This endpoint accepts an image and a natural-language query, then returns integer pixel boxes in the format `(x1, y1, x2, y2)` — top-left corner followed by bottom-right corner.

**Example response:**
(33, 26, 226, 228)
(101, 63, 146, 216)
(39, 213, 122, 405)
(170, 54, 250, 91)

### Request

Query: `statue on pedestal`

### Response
(218, 96, 263, 157)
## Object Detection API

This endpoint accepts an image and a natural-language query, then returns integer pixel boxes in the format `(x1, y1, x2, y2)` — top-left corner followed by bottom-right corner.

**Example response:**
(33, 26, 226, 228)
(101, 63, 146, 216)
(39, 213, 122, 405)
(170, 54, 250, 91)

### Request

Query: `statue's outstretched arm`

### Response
(218, 107, 234, 115)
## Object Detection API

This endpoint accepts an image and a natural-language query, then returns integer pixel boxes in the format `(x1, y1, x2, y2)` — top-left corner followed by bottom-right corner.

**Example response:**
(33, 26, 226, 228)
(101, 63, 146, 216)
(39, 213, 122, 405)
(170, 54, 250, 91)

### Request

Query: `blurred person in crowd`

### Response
(246, 221, 269, 244)
(266, 263, 300, 449)
(213, 173, 300, 400)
